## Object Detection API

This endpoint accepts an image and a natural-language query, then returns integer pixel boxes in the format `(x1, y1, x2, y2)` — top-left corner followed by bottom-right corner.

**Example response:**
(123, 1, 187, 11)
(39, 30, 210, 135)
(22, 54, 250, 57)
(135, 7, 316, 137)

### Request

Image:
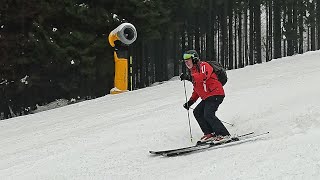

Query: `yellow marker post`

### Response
(130, 56, 133, 91)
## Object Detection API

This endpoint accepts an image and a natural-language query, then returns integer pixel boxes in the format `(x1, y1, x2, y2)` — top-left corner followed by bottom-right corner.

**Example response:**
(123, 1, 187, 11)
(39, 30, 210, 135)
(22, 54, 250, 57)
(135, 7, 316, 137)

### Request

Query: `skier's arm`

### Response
(190, 89, 199, 102)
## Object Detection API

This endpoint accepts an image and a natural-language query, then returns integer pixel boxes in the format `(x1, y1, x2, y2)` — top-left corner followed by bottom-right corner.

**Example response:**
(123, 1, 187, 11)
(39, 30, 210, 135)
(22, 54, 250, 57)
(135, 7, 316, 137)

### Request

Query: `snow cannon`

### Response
(108, 23, 137, 47)
(108, 23, 137, 94)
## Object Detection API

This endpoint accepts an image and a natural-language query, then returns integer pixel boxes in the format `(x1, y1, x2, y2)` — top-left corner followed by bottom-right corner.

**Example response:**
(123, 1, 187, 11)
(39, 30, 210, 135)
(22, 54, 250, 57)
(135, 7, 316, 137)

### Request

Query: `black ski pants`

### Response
(193, 95, 230, 136)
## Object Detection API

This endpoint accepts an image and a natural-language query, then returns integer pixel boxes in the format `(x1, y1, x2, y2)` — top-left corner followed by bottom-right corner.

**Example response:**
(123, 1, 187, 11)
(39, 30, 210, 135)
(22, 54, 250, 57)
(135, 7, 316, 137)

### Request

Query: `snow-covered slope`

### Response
(1, 51, 320, 180)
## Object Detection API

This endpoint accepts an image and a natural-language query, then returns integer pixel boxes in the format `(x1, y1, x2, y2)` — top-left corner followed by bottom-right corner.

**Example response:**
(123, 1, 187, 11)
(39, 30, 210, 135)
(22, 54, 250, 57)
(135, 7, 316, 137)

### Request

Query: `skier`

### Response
(180, 50, 231, 143)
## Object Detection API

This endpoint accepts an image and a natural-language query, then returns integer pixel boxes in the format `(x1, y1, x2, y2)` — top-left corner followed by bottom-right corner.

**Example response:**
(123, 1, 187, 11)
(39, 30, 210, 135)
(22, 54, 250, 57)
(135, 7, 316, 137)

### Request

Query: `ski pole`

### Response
(221, 121, 234, 127)
(183, 79, 193, 142)
(189, 107, 234, 126)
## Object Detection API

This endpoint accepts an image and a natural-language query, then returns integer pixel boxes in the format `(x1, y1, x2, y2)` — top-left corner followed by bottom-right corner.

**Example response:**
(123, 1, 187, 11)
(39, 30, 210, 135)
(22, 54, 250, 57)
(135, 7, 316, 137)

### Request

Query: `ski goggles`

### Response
(183, 53, 194, 60)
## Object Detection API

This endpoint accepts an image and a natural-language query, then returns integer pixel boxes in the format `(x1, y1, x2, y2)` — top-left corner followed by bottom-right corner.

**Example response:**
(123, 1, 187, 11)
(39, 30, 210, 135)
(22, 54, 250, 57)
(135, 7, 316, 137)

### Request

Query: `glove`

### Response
(180, 73, 191, 81)
(183, 100, 194, 110)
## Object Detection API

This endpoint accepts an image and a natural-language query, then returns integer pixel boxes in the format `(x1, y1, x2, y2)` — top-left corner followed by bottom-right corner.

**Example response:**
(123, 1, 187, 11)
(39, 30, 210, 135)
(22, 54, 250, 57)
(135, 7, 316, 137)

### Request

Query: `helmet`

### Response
(183, 50, 199, 64)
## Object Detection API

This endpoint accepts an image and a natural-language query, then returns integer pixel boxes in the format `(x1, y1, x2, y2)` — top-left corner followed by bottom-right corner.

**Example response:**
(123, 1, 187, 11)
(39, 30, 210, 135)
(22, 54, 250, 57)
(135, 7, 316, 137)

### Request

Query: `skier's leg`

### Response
(193, 100, 212, 134)
(204, 96, 230, 136)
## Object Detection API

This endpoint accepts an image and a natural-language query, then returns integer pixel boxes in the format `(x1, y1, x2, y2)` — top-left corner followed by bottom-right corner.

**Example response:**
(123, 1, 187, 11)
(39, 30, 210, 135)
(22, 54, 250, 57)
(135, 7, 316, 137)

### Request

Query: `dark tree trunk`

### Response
(207, 0, 213, 61)
(287, 1, 294, 56)
(298, 0, 304, 54)
(244, 1, 249, 66)
(254, 0, 262, 63)
(268, 0, 273, 60)
(249, 0, 254, 65)
(234, 9, 238, 69)
(273, 0, 282, 59)
(228, 0, 234, 70)
(173, 31, 179, 76)
(139, 41, 145, 88)
(221, 2, 228, 66)
(317, 0, 320, 49)
(310, 1, 316, 50)
(181, 28, 187, 75)
(238, 7, 243, 68)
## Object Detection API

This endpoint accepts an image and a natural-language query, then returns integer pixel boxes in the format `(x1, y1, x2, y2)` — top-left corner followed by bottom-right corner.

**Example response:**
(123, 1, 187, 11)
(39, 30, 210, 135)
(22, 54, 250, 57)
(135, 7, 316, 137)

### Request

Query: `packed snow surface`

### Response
(1, 51, 320, 179)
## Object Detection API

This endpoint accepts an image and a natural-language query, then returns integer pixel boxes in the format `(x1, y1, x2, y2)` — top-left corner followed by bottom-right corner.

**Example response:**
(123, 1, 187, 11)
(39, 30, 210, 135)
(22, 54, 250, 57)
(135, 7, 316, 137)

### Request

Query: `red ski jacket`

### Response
(189, 61, 225, 102)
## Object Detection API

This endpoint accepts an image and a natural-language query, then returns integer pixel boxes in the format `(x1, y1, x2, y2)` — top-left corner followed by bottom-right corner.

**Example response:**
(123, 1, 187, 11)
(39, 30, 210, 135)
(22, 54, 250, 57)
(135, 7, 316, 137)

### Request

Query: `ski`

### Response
(163, 131, 269, 157)
(149, 144, 199, 155)
(149, 131, 255, 155)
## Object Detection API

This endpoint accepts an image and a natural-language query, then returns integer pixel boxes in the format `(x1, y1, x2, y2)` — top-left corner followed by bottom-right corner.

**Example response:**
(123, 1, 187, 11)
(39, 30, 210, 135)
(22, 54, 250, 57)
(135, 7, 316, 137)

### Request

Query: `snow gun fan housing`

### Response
(108, 23, 137, 47)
